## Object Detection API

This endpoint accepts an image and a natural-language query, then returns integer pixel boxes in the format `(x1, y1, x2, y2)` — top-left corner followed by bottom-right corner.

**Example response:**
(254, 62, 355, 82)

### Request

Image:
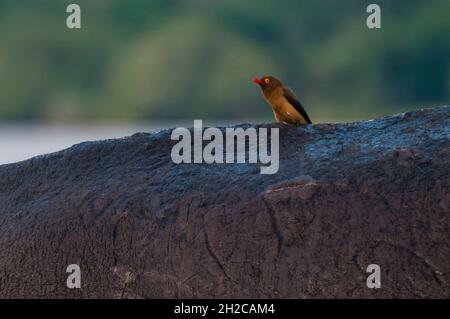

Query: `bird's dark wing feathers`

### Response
(283, 87, 312, 124)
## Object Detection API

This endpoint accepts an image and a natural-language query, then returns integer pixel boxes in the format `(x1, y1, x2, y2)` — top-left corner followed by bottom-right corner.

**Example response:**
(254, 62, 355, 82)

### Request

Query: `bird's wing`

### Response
(282, 87, 312, 124)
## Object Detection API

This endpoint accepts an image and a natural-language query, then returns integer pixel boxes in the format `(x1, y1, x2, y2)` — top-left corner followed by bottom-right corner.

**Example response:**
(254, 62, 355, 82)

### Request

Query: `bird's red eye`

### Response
(264, 78, 270, 84)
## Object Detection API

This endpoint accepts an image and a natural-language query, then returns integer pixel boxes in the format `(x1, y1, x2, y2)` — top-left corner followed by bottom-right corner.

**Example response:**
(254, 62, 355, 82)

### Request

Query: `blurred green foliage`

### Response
(0, 0, 449, 122)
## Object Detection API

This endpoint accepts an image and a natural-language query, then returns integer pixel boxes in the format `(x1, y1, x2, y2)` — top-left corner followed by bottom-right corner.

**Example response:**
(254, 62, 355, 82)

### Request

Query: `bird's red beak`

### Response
(252, 77, 264, 85)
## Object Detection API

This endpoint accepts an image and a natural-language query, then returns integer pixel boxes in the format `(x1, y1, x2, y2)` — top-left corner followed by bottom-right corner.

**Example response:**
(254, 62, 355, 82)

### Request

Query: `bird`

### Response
(253, 75, 312, 126)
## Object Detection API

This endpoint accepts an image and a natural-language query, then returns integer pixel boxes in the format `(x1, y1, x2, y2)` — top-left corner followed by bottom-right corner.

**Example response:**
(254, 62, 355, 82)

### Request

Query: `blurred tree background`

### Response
(0, 0, 449, 123)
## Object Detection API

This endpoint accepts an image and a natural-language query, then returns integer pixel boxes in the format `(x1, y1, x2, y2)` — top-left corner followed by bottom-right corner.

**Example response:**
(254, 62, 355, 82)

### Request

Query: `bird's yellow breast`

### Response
(265, 90, 307, 125)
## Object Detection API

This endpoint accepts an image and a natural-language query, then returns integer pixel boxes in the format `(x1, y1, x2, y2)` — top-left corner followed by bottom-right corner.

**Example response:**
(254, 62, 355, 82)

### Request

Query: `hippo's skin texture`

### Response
(0, 106, 449, 298)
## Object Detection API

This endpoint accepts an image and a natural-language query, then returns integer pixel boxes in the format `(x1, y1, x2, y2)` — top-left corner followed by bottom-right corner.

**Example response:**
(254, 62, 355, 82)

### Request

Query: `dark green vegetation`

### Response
(0, 0, 449, 122)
